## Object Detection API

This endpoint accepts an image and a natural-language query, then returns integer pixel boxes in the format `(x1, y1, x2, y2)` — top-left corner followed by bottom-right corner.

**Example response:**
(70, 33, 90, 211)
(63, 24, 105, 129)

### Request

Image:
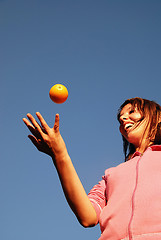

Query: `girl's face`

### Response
(119, 103, 149, 151)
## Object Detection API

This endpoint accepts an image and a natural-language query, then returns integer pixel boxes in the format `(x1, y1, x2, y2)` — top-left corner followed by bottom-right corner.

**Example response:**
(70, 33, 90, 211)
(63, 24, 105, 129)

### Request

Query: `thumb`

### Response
(54, 114, 60, 132)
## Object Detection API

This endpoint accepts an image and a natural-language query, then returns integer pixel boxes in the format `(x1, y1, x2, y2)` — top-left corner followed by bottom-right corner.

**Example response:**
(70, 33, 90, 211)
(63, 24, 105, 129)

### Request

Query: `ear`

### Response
(159, 112, 161, 123)
(154, 122, 161, 144)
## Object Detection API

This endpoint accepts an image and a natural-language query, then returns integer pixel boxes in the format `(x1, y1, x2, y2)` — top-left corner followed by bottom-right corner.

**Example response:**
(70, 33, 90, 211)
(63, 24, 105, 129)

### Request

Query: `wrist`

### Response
(51, 150, 70, 165)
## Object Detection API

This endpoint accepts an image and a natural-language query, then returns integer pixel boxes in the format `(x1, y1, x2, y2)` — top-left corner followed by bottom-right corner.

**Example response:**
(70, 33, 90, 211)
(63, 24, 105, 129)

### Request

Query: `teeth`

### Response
(125, 123, 133, 129)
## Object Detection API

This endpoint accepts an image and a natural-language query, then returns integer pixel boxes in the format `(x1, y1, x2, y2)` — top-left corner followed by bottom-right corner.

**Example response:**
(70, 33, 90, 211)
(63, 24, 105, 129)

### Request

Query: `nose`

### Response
(119, 114, 128, 123)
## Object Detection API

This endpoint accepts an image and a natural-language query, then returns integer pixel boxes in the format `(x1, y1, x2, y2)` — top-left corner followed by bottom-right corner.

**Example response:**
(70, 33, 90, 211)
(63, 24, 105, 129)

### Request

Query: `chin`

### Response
(125, 135, 139, 148)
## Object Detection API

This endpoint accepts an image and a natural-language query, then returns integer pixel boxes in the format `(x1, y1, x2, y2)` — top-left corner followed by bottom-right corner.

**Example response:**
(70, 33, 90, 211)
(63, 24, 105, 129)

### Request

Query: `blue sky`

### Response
(1, 0, 161, 239)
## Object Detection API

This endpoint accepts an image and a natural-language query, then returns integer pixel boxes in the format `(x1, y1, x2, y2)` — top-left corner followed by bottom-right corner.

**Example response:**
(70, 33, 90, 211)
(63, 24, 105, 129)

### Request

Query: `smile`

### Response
(124, 123, 134, 130)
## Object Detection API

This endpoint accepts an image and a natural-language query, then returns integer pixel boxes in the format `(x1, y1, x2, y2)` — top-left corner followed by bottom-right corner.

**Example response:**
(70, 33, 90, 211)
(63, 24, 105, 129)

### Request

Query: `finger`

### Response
(54, 114, 59, 132)
(28, 135, 42, 150)
(26, 113, 43, 132)
(36, 112, 50, 133)
(23, 117, 34, 127)
(23, 117, 35, 132)
(23, 117, 42, 139)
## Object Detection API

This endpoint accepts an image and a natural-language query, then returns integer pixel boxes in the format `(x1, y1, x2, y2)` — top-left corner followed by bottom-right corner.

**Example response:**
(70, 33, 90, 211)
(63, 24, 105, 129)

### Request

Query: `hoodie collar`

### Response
(131, 145, 161, 159)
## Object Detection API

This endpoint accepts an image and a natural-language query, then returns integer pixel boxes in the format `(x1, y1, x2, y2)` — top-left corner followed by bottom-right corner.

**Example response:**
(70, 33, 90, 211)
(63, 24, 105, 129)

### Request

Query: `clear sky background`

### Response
(1, 0, 161, 239)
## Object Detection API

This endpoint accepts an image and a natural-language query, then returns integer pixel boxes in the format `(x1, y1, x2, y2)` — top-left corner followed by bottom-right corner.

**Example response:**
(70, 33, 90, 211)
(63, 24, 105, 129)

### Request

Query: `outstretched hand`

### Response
(23, 112, 98, 227)
(23, 112, 67, 162)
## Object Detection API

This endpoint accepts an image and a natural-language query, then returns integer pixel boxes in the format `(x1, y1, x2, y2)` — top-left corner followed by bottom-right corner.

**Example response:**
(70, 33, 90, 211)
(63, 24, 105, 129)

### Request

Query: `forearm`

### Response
(53, 153, 97, 227)
(23, 113, 97, 227)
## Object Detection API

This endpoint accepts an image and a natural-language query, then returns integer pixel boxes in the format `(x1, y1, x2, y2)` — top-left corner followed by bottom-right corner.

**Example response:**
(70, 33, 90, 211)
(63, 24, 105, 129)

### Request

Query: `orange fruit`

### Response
(49, 84, 68, 104)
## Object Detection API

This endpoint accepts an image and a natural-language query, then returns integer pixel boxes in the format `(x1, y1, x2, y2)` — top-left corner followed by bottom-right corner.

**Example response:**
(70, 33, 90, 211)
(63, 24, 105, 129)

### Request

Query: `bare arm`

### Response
(23, 112, 97, 227)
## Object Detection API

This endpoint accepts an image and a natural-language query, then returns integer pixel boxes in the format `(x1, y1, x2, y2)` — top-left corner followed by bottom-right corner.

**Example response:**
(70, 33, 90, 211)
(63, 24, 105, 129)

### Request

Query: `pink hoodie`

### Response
(88, 145, 161, 239)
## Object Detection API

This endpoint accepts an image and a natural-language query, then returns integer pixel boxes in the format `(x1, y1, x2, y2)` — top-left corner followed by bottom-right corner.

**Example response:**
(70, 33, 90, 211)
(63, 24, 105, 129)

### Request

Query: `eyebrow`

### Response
(119, 106, 132, 118)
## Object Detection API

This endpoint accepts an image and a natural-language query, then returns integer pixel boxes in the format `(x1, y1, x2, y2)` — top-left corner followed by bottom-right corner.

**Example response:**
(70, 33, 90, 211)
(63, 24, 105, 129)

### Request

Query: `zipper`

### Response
(128, 155, 142, 239)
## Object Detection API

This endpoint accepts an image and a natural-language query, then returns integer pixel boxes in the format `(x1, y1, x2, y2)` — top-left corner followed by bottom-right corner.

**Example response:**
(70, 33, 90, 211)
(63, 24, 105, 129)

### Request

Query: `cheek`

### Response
(131, 112, 142, 122)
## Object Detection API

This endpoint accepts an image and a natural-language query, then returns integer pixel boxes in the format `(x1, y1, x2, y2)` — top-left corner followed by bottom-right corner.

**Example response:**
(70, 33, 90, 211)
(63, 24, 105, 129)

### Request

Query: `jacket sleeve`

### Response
(88, 175, 107, 224)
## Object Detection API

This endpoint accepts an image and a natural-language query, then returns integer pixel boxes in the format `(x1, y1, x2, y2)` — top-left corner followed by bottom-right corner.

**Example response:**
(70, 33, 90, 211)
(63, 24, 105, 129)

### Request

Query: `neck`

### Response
(135, 139, 153, 153)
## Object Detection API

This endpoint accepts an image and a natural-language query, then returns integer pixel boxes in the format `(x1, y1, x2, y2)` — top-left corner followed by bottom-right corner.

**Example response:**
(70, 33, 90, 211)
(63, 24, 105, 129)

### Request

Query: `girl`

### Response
(23, 97, 161, 240)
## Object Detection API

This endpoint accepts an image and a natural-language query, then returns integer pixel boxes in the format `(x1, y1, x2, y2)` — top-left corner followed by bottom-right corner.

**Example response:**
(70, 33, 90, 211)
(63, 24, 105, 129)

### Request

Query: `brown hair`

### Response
(117, 97, 161, 161)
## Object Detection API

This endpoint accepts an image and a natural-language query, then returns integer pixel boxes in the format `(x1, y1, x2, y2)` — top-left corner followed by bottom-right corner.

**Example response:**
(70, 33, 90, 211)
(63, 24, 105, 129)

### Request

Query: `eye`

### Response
(129, 109, 135, 114)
